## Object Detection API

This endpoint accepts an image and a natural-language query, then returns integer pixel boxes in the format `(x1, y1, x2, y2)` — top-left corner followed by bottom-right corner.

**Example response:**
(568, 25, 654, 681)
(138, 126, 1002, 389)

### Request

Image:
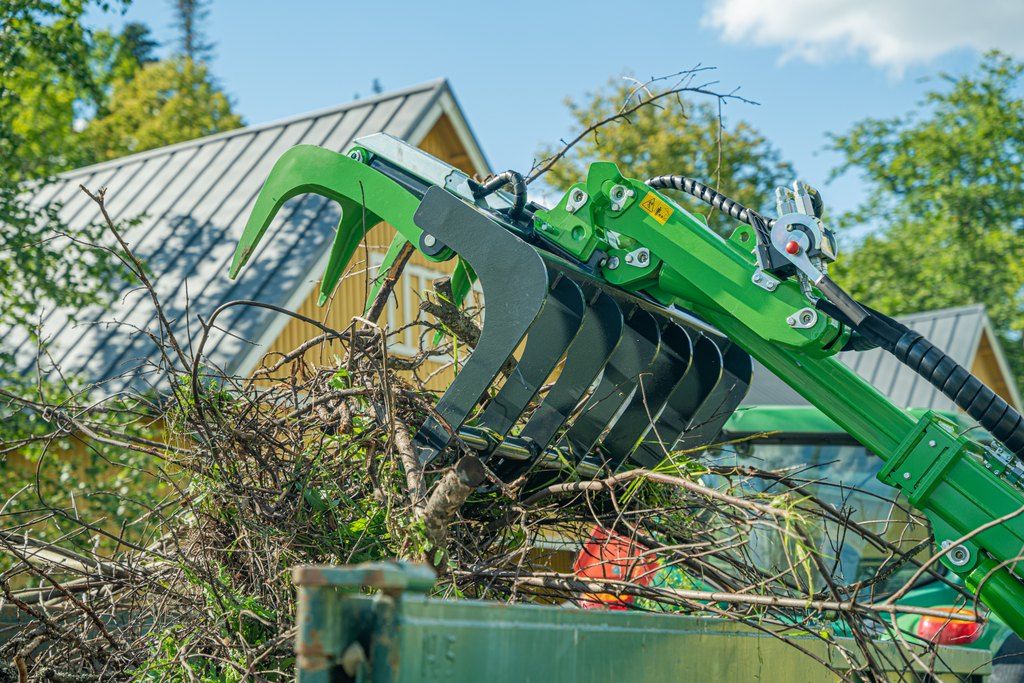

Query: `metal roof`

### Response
(7, 79, 490, 392)
(743, 303, 1020, 410)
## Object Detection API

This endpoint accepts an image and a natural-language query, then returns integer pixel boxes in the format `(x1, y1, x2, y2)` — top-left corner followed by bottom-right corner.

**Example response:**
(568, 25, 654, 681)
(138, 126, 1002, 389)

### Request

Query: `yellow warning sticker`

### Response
(639, 192, 673, 225)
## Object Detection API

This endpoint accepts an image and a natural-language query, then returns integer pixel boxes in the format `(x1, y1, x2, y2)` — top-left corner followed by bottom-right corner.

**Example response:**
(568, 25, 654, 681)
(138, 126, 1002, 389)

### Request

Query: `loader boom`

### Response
(231, 134, 1024, 635)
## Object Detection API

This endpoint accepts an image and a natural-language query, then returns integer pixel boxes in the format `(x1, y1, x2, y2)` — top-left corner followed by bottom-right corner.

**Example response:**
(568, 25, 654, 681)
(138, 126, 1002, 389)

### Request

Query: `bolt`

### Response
(985, 460, 992, 468)
(606, 257, 620, 270)
(903, 472, 911, 480)
(423, 234, 437, 247)
(626, 189, 635, 197)
(928, 439, 936, 447)
(786, 316, 796, 327)
(766, 281, 777, 291)
(753, 273, 764, 283)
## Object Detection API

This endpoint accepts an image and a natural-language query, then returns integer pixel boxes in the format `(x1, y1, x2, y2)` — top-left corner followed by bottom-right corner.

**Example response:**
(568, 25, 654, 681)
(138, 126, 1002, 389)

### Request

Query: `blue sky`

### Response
(86, 1, 1022, 226)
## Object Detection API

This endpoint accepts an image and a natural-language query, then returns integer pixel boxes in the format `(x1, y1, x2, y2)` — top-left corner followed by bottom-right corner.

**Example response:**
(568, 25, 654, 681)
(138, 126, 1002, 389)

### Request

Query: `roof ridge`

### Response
(58, 78, 449, 180)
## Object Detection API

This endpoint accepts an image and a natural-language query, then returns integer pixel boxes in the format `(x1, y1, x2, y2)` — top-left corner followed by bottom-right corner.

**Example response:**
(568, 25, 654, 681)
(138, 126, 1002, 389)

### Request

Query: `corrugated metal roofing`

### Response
(743, 304, 991, 410)
(5, 79, 482, 392)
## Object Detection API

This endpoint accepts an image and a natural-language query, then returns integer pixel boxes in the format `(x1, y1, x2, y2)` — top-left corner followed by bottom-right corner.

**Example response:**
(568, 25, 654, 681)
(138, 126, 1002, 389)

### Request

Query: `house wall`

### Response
(971, 330, 1018, 409)
(261, 114, 478, 390)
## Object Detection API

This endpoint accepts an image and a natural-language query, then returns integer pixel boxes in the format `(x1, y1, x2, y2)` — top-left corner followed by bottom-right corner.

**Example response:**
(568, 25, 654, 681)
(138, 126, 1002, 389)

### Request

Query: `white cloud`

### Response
(703, 0, 1024, 71)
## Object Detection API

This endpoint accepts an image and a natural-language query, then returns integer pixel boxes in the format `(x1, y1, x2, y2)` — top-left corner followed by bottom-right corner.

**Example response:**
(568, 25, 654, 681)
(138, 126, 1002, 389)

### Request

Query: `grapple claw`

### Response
(598, 321, 693, 470)
(410, 187, 549, 464)
(234, 138, 754, 480)
(473, 271, 585, 449)
(561, 307, 662, 469)
(516, 287, 623, 454)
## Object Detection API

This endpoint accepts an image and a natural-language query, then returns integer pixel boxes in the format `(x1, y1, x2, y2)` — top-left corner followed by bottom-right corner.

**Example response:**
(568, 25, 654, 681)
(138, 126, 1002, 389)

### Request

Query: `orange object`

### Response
(573, 526, 659, 609)
(916, 607, 984, 645)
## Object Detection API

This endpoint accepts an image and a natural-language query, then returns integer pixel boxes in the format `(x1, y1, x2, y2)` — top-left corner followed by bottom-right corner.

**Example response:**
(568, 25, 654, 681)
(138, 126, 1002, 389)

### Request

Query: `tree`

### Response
(169, 0, 213, 62)
(538, 78, 795, 235)
(81, 57, 243, 161)
(0, 1, 240, 375)
(830, 52, 1024, 382)
(0, 1, 129, 341)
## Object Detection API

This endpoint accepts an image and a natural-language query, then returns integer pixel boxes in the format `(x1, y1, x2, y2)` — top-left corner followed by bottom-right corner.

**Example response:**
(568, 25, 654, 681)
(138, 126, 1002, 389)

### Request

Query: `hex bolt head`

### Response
(903, 472, 911, 480)
(928, 439, 937, 447)
(606, 257, 620, 270)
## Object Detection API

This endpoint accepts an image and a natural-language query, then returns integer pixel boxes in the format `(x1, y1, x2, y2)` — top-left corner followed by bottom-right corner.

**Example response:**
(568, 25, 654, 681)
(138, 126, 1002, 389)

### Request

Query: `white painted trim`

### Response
(436, 90, 492, 177)
(405, 100, 445, 148)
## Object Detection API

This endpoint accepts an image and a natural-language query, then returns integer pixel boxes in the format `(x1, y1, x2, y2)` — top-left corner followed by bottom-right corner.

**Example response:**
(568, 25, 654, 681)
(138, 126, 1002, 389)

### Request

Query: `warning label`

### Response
(639, 192, 673, 225)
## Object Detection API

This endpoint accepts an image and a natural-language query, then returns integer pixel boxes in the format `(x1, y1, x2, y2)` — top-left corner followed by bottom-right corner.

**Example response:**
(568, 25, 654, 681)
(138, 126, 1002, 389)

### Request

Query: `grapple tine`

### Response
(560, 307, 661, 469)
(516, 287, 623, 451)
(670, 341, 752, 456)
(410, 187, 549, 464)
(469, 271, 585, 450)
(597, 321, 693, 471)
(629, 334, 724, 469)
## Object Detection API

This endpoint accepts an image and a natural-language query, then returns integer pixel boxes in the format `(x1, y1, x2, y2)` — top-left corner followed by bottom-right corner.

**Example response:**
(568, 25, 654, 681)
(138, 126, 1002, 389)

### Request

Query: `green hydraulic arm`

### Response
(230, 133, 1024, 636)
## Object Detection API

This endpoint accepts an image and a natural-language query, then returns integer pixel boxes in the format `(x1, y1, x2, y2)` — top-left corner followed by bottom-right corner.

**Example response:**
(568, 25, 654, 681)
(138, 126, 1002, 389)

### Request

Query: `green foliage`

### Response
(830, 51, 1024, 382)
(0, 2, 243, 353)
(81, 57, 243, 162)
(538, 78, 795, 234)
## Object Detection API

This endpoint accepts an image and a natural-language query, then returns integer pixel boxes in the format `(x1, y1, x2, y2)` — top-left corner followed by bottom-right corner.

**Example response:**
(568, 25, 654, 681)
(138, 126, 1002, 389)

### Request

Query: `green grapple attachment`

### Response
(232, 133, 1024, 636)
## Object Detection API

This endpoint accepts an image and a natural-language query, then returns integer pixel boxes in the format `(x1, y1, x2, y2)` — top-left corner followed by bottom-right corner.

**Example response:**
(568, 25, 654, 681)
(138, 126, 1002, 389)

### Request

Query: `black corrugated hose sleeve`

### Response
(473, 170, 527, 219)
(816, 276, 1024, 459)
(892, 328, 1024, 457)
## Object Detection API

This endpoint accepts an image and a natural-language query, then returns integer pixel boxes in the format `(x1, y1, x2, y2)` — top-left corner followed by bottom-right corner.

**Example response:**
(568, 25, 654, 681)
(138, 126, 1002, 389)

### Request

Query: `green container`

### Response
(293, 563, 991, 683)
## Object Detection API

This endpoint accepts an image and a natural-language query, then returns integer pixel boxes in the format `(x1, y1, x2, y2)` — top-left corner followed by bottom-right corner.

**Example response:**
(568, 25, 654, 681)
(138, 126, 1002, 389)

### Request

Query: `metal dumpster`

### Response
(293, 563, 992, 683)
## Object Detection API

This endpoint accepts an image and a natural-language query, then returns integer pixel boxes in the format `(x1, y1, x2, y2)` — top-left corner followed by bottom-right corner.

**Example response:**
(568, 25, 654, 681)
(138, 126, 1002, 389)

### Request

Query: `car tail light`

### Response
(916, 608, 984, 645)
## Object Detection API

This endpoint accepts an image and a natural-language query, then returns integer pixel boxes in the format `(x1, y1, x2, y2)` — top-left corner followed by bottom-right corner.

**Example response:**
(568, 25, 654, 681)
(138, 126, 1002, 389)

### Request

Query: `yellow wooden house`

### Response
(7, 80, 489, 389)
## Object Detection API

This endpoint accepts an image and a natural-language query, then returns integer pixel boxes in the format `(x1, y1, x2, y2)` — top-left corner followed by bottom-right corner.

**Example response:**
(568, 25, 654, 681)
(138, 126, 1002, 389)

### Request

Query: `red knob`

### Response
(785, 240, 800, 255)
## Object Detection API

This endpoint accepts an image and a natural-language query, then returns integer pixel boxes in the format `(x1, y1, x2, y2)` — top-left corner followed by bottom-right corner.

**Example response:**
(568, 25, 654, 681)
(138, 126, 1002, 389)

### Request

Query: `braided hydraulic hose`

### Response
(651, 170, 1024, 460)
(646, 175, 776, 229)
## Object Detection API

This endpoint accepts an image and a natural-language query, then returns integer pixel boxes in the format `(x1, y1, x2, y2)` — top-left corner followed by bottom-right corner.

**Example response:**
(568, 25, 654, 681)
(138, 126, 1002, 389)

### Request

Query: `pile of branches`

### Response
(0, 191, 982, 682)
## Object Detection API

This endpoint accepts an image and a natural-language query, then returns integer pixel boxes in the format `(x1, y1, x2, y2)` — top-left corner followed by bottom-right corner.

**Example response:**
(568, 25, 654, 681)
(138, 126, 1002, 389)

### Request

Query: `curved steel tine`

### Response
(516, 287, 624, 451)
(473, 272, 585, 451)
(562, 307, 662, 469)
(671, 340, 752, 455)
(411, 187, 550, 464)
(629, 333, 724, 469)
(598, 322, 693, 471)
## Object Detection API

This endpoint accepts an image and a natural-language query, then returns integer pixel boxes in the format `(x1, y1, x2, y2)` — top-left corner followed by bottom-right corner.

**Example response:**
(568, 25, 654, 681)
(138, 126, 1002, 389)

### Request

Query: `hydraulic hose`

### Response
(646, 175, 775, 229)
(648, 170, 1024, 459)
(817, 275, 1024, 460)
(473, 170, 527, 220)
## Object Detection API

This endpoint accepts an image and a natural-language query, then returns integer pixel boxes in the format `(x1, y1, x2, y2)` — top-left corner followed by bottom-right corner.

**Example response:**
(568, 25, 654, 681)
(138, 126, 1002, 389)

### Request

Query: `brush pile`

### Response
(0, 194, 973, 682)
